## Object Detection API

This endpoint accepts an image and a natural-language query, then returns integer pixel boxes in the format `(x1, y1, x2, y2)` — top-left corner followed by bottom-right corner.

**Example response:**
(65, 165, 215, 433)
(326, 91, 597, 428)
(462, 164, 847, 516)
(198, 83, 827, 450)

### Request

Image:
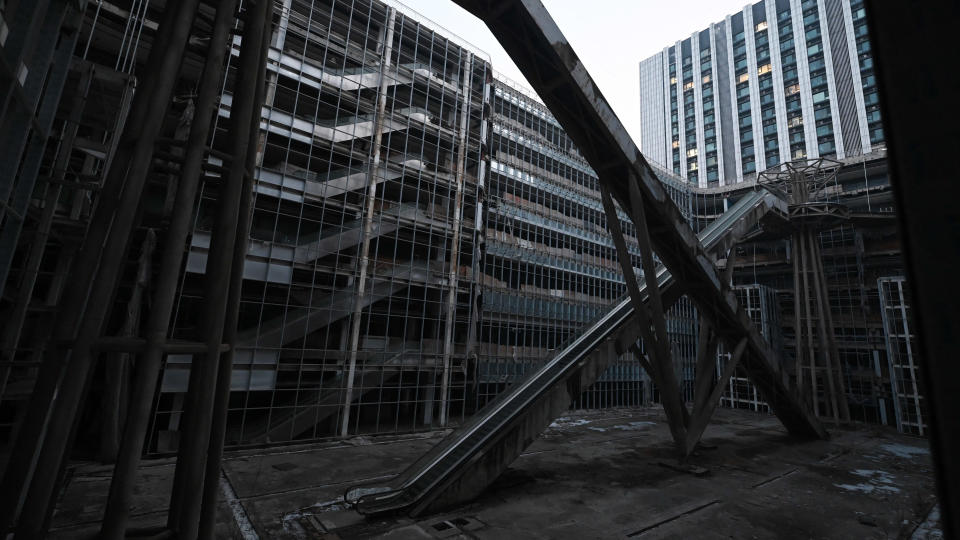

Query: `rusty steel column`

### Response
(811, 236, 850, 422)
(0, 0, 200, 534)
(792, 231, 803, 392)
(599, 184, 689, 455)
(166, 0, 270, 536)
(798, 232, 820, 418)
(807, 233, 840, 423)
(98, 0, 241, 537)
(100, 228, 157, 462)
(198, 4, 271, 536)
(341, 6, 396, 437)
(439, 52, 473, 427)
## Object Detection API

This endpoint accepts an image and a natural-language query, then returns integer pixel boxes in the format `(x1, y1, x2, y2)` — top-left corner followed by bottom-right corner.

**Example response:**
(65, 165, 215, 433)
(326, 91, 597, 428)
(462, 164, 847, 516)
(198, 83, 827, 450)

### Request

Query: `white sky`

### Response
(399, 0, 747, 146)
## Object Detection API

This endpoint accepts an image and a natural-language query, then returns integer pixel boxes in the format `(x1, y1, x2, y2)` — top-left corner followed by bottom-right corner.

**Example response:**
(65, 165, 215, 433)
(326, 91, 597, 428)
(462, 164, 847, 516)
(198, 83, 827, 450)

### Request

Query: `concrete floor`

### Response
(49, 407, 941, 539)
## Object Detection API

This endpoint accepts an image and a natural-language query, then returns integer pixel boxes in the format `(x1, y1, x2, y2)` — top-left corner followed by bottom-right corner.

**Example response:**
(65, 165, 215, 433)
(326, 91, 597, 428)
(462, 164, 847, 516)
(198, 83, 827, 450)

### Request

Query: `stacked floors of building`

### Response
(161, 0, 495, 447)
(477, 81, 701, 411)
(0, 0, 923, 465)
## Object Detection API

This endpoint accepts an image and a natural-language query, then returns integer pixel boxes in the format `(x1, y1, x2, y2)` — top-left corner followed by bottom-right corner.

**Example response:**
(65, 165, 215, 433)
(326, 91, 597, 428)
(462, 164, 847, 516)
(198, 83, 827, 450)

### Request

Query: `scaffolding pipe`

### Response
(792, 231, 803, 392)
(166, 0, 270, 535)
(98, 0, 240, 537)
(599, 183, 689, 455)
(807, 231, 840, 423)
(439, 53, 473, 427)
(13, 0, 202, 533)
(199, 4, 271, 536)
(100, 228, 156, 462)
(811, 233, 851, 421)
(341, 6, 396, 438)
(798, 232, 820, 418)
(0, 0, 196, 532)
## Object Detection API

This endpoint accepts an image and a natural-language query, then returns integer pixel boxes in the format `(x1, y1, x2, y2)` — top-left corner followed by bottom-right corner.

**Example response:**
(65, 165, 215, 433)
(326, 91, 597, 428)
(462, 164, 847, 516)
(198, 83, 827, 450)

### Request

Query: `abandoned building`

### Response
(0, 0, 952, 537)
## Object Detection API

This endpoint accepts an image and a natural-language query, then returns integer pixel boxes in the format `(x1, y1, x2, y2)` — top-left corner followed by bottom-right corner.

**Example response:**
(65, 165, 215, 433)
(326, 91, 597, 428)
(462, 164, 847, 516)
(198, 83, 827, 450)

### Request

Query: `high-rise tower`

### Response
(639, 0, 882, 187)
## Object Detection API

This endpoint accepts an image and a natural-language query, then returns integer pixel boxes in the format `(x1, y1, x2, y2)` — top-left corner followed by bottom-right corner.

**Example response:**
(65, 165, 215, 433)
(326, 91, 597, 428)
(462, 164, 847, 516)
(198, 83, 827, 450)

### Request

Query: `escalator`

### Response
(344, 189, 787, 516)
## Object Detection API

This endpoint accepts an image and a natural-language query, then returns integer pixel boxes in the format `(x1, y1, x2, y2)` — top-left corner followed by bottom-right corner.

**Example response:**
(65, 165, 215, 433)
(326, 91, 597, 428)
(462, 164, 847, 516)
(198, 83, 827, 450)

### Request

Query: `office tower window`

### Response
(850, 0, 883, 145)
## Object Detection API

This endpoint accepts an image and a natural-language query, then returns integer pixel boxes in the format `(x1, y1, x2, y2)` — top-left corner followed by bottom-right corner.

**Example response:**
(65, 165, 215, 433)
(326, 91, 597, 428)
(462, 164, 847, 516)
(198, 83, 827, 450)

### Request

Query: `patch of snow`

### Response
(835, 482, 900, 494)
(912, 505, 943, 540)
(880, 443, 930, 459)
(835, 483, 876, 494)
(281, 498, 350, 535)
(587, 426, 607, 432)
(852, 469, 895, 483)
(549, 417, 592, 428)
(221, 474, 260, 539)
(612, 421, 656, 431)
(835, 469, 900, 494)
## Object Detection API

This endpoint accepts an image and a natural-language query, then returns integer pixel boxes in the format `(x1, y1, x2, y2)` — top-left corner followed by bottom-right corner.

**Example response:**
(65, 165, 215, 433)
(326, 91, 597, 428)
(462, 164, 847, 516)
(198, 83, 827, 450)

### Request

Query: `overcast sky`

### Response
(402, 0, 747, 147)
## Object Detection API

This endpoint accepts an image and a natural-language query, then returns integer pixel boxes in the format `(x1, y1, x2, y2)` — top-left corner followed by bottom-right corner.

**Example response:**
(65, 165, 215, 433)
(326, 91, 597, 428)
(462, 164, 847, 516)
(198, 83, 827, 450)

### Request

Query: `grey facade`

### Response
(639, 0, 882, 187)
(0, 0, 912, 461)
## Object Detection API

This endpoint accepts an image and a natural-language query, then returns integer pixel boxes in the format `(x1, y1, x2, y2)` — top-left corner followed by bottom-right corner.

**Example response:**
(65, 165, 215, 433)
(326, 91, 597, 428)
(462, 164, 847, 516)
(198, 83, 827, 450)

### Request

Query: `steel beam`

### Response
(685, 338, 748, 455)
(0, 0, 200, 533)
(439, 52, 474, 427)
(342, 6, 397, 436)
(451, 0, 824, 440)
(98, 0, 241, 537)
(166, 0, 270, 535)
(199, 3, 272, 536)
(691, 316, 718, 422)
(599, 183, 688, 453)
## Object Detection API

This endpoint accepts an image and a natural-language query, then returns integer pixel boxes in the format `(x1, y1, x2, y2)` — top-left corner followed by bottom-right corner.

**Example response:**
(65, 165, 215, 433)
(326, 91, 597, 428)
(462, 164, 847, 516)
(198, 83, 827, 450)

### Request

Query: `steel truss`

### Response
(451, 0, 825, 455)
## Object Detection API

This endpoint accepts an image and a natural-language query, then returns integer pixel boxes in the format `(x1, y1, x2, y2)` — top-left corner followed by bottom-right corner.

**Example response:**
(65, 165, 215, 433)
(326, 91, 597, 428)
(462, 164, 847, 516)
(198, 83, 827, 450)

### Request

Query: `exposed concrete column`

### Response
(341, 7, 396, 437)
(439, 53, 473, 427)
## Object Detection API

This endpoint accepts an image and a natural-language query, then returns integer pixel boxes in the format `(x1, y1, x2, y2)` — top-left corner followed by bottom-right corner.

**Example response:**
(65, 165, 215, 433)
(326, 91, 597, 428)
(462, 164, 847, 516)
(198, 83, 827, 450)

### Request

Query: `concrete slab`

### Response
(47, 407, 940, 539)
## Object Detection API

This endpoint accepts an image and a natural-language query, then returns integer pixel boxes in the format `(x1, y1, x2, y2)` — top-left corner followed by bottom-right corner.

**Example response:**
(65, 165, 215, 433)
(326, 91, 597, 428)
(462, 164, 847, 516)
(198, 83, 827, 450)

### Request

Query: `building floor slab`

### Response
(47, 407, 939, 539)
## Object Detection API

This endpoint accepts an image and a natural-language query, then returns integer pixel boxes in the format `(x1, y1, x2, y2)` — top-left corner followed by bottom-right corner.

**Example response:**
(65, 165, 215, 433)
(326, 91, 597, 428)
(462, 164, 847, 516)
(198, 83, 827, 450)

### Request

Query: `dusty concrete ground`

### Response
(48, 407, 941, 539)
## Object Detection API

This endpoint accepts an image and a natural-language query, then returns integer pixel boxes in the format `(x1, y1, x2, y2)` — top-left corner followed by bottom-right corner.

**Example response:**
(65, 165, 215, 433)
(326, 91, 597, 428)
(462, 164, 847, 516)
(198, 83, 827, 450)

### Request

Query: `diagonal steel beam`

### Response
(599, 185, 688, 451)
(691, 316, 718, 419)
(686, 338, 748, 455)
(452, 0, 825, 440)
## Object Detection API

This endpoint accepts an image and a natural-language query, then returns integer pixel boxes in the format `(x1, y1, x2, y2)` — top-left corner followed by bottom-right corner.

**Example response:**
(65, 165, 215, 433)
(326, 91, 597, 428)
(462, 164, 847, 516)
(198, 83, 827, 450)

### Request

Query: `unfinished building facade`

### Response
(0, 0, 919, 491)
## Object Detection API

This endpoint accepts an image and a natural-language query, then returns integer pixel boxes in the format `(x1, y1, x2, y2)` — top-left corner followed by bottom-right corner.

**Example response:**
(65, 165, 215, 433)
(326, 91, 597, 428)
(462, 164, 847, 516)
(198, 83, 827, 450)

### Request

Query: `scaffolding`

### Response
(717, 284, 781, 413)
(878, 276, 925, 436)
